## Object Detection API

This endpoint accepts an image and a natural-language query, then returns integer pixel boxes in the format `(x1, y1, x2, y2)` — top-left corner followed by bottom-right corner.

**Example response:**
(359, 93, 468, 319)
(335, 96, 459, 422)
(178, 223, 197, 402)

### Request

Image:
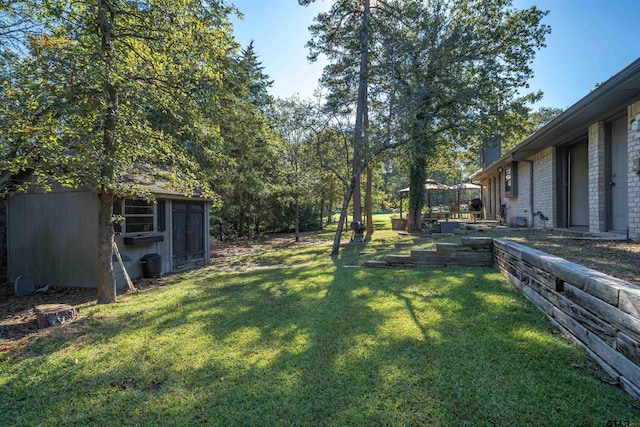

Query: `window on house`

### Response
(123, 199, 154, 234)
(504, 166, 512, 194)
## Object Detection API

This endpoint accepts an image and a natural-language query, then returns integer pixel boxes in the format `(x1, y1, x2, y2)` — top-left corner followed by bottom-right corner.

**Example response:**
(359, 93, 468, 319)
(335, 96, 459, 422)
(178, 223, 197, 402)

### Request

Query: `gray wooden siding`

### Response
(8, 192, 210, 288)
(8, 190, 99, 287)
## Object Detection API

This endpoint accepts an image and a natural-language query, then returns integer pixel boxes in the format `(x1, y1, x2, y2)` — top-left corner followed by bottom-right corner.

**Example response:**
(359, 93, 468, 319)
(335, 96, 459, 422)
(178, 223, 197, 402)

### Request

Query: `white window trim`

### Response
(122, 199, 156, 236)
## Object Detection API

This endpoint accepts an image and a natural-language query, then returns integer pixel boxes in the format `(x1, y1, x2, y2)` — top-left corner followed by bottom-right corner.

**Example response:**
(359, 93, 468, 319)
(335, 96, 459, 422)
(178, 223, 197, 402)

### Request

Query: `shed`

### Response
(6, 172, 211, 289)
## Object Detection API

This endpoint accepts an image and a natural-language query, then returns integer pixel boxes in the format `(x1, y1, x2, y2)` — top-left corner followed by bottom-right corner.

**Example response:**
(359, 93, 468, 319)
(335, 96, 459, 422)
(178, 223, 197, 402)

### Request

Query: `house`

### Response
(5, 168, 211, 289)
(471, 57, 640, 241)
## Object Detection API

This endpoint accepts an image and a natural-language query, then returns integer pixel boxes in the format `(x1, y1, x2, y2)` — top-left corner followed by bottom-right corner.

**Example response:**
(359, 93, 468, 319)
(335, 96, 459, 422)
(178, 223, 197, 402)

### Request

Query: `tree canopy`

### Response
(302, 0, 550, 237)
(0, 0, 241, 302)
(0, 0, 558, 294)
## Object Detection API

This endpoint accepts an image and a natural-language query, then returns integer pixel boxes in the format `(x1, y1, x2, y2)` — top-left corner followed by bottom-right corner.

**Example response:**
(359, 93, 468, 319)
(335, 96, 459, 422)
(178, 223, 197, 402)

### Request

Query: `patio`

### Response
(395, 179, 482, 228)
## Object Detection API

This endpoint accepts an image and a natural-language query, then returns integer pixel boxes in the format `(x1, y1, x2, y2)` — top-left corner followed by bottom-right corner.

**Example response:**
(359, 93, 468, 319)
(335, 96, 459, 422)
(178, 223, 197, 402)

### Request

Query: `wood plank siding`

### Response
(8, 190, 99, 287)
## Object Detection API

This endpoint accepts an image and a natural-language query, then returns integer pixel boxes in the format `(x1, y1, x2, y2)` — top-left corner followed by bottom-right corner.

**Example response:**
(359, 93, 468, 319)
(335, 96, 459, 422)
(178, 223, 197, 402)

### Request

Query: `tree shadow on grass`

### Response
(3, 244, 640, 425)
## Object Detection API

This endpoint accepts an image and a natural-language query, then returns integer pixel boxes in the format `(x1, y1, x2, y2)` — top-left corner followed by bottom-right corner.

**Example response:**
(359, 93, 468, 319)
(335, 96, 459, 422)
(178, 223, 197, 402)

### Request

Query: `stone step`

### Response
(435, 242, 465, 251)
(363, 260, 389, 268)
(412, 248, 493, 257)
(383, 255, 418, 266)
(453, 229, 472, 234)
(413, 237, 432, 244)
(461, 236, 494, 246)
(395, 243, 414, 249)
(385, 251, 493, 267)
(435, 242, 493, 252)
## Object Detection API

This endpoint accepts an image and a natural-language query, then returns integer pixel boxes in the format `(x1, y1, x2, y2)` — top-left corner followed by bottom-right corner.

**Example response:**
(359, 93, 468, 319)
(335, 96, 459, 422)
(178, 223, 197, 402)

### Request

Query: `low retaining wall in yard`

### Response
(494, 238, 640, 399)
(364, 237, 493, 268)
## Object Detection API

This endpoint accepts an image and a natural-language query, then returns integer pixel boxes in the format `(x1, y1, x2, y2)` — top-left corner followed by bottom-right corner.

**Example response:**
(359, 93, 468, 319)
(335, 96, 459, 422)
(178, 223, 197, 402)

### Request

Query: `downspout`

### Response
(511, 154, 534, 228)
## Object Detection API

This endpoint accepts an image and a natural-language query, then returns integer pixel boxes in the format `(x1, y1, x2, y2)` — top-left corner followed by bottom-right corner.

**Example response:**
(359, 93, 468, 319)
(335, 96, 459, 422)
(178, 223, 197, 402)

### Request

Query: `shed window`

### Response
(123, 199, 154, 234)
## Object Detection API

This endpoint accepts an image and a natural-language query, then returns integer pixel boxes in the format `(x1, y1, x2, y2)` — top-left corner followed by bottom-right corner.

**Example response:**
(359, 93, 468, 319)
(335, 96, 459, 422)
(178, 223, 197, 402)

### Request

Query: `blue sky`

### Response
(230, 0, 640, 110)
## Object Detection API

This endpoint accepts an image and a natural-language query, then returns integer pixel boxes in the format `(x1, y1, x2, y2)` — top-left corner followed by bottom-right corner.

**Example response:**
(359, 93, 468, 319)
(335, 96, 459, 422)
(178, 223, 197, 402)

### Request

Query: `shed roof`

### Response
(120, 165, 211, 201)
(0, 164, 211, 201)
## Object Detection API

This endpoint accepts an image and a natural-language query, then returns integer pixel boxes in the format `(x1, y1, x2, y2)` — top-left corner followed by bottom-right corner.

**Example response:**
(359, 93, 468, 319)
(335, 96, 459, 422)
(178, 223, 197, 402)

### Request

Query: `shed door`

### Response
(610, 117, 628, 231)
(172, 202, 205, 269)
(568, 143, 589, 227)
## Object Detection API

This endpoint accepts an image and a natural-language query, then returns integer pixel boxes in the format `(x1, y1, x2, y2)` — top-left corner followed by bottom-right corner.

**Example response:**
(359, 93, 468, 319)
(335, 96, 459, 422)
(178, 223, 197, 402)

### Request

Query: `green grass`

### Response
(1, 214, 640, 426)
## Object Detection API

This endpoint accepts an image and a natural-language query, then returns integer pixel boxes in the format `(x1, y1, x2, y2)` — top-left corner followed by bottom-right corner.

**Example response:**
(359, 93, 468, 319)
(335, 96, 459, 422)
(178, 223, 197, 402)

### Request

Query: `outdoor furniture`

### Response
(444, 209, 482, 222)
(464, 211, 482, 222)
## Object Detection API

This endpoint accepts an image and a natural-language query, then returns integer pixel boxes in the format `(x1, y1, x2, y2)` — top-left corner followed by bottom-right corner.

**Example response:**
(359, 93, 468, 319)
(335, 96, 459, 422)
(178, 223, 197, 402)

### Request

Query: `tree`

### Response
(274, 96, 316, 242)
(376, 0, 550, 231)
(0, 0, 236, 303)
(214, 41, 281, 239)
(304, 0, 403, 254)
(302, 0, 549, 245)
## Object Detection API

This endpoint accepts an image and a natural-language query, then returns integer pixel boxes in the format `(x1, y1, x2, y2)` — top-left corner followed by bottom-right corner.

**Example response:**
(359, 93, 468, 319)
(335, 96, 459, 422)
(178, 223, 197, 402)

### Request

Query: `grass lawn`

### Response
(2, 214, 640, 426)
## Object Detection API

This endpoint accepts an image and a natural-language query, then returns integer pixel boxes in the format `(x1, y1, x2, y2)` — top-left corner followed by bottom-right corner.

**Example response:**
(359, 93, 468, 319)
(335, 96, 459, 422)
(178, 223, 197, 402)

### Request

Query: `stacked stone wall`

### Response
(494, 238, 640, 399)
(588, 122, 607, 233)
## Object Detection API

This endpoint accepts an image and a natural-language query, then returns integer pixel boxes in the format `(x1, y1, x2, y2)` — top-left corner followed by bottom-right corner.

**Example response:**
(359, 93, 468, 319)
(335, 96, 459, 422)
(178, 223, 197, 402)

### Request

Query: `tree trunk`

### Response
(238, 205, 245, 238)
(352, 177, 362, 222)
(350, 0, 370, 225)
(253, 214, 260, 236)
(96, 0, 117, 304)
(343, 188, 349, 231)
(331, 181, 356, 256)
(96, 83, 117, 303)
(294, 195, 300, 242)
(319, 195, 325, 230)
(97, 192, 116, 304)
(408, 154, 427, 232)
(365, 164, 373, 238)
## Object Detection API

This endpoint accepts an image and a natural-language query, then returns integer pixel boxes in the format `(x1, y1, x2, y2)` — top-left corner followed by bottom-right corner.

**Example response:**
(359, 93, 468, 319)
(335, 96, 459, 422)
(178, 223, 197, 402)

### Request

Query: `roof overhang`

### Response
(473, 57, 640, 182)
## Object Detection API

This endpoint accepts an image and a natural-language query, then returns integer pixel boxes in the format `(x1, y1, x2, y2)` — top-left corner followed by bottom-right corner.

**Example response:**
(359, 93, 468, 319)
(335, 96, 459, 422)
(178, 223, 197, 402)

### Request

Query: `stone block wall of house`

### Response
(503, 160, 529, 226)
(532, 147, 556, 229)
(588, 122, 607, 233)
(628, 101, 640, 241)
(503, 147, 555, 229)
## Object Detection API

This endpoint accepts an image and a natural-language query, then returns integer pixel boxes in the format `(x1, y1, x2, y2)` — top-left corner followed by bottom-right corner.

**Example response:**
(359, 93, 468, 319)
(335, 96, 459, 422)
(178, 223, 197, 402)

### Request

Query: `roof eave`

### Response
(477, 57, 640, 175)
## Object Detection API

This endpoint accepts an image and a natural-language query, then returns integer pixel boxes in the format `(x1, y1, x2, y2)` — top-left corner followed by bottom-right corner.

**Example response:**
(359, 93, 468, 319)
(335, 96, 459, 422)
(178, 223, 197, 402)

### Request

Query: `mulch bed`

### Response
(506, 232, 640, 287)
(0, 285, 96, 350)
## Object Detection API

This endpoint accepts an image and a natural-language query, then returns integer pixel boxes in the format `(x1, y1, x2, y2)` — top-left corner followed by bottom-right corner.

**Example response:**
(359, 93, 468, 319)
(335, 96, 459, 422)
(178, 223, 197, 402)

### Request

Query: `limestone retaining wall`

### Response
(494, 238, 640, 398)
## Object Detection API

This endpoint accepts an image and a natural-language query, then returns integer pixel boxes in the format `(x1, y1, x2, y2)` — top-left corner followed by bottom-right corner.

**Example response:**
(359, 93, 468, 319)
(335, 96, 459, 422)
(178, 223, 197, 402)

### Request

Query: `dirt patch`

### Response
(0, 233, 329, 348)
(0, 286, 93, 351)
(210, 233, 331, 272)
(0, 280, 169, 351)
